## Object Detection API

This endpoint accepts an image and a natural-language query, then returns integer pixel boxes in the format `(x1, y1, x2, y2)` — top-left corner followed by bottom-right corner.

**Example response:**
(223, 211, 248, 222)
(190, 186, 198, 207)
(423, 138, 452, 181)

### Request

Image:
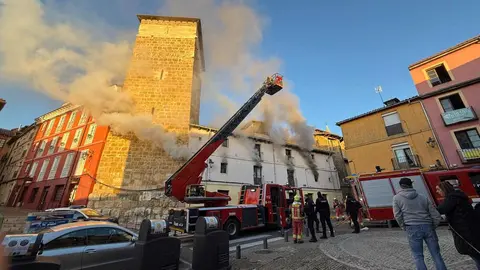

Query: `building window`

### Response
(74, 150, 89, 176)
(45, 119, 55, 136)
(71, 129, 83, 149)
(21, 149, 27, 158)
(0, 139, 5, 148)
(455, 129, 480, 150)
(66, 111, 78, 129)
(37, 159, 50, 182)
(53, 185, 64, 201)
(287, 169, 295, 186)
(222, 139, 229, 147)
(48, 156, 61, 180)
(37, 140, 47, 157)
(253, 166, 262, 185)
(254, 144, 261, 160)
(439, 93, 465, 112)
(29, 162, 38, 177)
(285, 149, 292, 157)
(29, 188, 39, 203)
(48, 137, 59, 155)
(84, 124, 97, 145)
(392, 144, 418, 170)
(61, 153, 75, 178)
(79, 110, 88, 125)
(25, 163, 31, 174)
(426, 64, 452, 86)
(382, 112, 404, 136)
(12, 171, 18, 179)
(220, 162, 228, 174)
(59, 133, 69, 152)
(55, 115, 67, 133)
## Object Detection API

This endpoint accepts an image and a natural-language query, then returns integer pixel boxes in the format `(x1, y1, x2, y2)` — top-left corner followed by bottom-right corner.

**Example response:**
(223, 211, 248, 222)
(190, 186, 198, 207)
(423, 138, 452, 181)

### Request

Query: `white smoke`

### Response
(160, 0, 315, 150)
(0, 0, 190, 159)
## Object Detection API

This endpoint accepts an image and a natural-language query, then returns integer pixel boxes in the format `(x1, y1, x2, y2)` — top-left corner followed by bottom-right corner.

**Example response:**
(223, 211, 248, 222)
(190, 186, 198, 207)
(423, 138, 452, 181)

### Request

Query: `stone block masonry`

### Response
(88, 15, 203, 228)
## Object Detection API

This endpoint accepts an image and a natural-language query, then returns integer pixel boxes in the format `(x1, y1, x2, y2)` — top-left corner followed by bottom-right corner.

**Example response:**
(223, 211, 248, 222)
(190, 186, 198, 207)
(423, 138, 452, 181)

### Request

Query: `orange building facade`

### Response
(13, 103, 109, 210)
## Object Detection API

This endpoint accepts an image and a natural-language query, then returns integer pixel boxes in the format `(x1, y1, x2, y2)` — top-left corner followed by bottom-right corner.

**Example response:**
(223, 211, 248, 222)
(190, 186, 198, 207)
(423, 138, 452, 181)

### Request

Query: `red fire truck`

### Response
(166, 74, 304, 237)
(348, 167, 480, 223)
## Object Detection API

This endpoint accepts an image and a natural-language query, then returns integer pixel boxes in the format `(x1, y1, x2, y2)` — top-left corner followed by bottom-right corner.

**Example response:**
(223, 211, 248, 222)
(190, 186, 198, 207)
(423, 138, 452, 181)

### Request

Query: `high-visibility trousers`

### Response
(292, 220, 303, 240)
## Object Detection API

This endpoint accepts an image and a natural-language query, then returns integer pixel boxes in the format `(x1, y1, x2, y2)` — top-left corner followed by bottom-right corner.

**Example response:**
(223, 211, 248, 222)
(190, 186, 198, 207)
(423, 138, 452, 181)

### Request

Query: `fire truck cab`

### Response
(348, 167, 480, 223)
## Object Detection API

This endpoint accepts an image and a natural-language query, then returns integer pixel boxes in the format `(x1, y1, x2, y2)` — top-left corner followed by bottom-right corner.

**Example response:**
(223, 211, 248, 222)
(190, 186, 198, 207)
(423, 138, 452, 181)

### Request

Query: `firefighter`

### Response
(333, 198, 345, 221)
(290, 194, 304, 244)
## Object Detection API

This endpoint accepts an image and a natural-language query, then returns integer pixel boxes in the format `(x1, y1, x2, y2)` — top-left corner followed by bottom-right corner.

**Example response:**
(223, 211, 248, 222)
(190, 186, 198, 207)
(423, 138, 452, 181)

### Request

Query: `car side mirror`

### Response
(131, 237, 138, 243)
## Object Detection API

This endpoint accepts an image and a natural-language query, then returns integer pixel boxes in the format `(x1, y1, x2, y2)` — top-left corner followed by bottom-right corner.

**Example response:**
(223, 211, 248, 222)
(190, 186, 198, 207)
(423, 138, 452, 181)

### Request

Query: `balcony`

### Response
(392, 155, 422, 170)
(457, 148, 480, 163)
(441, 107, 478, 126)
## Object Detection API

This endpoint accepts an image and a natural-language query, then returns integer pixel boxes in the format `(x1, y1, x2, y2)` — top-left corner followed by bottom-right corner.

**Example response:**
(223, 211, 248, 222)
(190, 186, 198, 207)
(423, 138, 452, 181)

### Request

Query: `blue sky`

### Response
(1, 0, 479, 136)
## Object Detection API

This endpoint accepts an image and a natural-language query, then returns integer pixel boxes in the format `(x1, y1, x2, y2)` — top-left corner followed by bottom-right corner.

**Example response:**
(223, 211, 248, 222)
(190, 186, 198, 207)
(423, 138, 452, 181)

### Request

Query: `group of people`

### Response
(393, 177, 480, 270)
(290, 191, 364, 243)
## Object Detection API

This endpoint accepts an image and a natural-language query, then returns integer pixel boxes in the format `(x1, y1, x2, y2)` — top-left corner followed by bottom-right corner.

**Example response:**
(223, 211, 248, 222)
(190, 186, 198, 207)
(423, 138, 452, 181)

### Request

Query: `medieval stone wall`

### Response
(88, 16, 202, 228)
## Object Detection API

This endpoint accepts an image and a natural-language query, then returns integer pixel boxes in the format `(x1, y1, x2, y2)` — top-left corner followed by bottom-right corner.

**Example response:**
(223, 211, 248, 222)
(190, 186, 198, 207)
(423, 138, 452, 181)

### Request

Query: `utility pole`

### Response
(375, 86, 385, 105)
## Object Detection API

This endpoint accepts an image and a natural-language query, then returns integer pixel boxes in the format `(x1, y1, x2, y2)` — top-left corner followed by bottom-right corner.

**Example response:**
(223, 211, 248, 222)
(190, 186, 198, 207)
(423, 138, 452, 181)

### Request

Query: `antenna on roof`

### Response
(375, 85, 385, 106)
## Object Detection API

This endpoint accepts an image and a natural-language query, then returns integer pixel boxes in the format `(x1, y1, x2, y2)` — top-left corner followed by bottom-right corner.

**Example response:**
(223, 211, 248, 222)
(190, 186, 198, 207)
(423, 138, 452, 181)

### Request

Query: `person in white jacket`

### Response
(393, 177, 447, 270)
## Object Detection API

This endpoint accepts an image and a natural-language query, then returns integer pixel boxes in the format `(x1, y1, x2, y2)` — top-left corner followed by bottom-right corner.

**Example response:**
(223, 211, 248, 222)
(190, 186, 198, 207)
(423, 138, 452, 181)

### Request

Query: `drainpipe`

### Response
(272, 143, 277, 183)
(419, 101, 450, 169)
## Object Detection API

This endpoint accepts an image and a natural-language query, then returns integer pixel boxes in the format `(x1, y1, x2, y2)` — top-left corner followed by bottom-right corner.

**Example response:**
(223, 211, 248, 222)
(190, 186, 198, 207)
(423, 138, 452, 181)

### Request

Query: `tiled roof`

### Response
(408, 35, 480, 70)
(0, 128, 16, 137)
(336, 96, 420, 126)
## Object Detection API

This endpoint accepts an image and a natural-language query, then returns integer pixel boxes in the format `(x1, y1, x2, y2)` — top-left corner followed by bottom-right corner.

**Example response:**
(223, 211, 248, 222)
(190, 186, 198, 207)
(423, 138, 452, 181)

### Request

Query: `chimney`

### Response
(383, 98, 400, 107)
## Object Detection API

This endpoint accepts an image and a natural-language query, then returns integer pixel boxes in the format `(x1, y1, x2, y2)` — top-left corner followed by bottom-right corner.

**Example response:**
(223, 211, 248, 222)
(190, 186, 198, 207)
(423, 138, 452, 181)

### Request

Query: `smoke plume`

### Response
(0, 0, 190, 159)
(160, 0, 316, 157)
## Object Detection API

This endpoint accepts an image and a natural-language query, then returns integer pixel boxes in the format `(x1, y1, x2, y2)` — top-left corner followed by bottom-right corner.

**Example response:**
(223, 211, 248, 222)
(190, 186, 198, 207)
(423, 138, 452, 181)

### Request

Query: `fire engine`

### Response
(347, 167, 480, 223)
(166, 74, 304, 237)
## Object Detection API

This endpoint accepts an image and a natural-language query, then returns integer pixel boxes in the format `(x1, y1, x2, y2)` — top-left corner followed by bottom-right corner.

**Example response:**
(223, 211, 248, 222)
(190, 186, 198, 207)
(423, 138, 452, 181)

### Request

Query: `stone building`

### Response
(87, 15, 204, 225)
(0, 124, 37, 206)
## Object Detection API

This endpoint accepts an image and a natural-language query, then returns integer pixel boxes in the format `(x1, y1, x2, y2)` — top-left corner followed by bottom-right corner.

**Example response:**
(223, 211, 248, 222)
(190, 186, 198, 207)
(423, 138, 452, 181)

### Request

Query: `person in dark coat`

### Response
(304, 194, 318, 242)
(316, 192, 334, 238)
(436, 181, 480, 269)
(345, 194, 362, 233)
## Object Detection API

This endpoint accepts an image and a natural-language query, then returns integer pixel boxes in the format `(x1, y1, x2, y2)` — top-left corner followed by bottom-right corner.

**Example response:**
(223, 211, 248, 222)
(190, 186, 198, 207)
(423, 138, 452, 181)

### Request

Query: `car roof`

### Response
(48, 221, 115, 231)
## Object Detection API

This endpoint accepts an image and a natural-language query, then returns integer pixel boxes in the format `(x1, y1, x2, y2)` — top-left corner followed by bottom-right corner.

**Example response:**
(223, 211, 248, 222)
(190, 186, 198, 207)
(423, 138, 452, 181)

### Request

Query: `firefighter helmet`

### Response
(294, 194, 301, 202)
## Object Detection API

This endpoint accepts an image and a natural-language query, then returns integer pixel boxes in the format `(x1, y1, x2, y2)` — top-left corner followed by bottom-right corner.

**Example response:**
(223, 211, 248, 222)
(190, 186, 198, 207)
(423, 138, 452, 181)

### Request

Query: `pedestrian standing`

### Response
(333, 198, 345, 221)
(436, 181, 480, 269)
(393, 177, 446, 270)
(290, 194, 304, 244)
(305, 194, 318, 242)
(345, 194, 362, 233)
(316, 192, 334, 238)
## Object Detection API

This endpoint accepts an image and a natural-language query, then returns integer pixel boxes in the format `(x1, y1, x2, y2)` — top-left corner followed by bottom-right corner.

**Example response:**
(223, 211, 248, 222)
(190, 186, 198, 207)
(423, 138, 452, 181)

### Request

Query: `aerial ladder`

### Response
(164, 74, 283, 207)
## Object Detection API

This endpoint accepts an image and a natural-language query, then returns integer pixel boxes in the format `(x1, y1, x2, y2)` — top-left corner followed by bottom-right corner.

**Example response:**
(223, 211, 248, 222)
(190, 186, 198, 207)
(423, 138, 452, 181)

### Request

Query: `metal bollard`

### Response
(236, 245, 241, 259)
(263, 237, 268, 249)
(284, 230, 289, 242)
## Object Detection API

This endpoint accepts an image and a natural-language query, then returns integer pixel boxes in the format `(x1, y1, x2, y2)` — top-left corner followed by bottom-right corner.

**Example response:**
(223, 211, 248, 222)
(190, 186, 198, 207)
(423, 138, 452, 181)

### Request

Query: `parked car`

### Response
(45, 206, 119, 224)
(33, 221, 137, 270)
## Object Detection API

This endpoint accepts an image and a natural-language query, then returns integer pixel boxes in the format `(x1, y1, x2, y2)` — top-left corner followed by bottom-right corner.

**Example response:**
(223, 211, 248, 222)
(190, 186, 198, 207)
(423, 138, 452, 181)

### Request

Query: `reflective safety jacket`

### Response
(291, 201, 304, 220)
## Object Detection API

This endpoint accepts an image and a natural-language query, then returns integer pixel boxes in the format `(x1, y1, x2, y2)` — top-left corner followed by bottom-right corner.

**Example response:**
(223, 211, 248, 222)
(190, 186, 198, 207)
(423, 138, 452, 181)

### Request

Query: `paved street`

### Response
(230, 226, 478, 270)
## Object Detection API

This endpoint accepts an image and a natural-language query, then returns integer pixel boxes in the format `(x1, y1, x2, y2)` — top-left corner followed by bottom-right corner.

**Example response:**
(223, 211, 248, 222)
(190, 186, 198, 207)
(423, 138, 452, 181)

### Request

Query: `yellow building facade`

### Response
(337, 97, 445, 174)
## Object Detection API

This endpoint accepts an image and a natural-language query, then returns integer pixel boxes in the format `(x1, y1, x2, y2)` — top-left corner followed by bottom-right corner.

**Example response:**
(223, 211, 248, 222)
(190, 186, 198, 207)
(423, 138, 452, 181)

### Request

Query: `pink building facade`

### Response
(409, 36, 480, 168)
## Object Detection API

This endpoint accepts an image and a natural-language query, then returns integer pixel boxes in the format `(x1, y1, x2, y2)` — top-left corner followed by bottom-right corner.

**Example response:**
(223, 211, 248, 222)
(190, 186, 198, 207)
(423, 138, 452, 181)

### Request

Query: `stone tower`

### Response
(88, 15, 204, 226)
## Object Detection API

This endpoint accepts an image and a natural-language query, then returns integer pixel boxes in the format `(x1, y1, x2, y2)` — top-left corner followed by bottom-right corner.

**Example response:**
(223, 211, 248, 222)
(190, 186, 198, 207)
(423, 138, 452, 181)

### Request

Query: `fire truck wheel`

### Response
(224, 218, 240, 239)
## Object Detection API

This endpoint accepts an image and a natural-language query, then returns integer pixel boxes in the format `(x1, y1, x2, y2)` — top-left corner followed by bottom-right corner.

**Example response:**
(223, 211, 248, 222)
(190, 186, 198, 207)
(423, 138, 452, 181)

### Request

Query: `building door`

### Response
(38, 187, 50, 210)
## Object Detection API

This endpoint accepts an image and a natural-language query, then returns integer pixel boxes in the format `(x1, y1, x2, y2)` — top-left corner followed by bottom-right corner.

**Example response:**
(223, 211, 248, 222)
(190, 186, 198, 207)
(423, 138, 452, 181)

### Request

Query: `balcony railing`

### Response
(457, 148, 480, 163)
(442, 107, 478, 126)
(392, 155, 422, 170)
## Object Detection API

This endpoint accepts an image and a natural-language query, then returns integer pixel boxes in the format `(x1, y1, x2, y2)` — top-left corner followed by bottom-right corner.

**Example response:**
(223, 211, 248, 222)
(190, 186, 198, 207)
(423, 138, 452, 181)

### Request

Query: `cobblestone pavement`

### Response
(231, 226, 478, 270)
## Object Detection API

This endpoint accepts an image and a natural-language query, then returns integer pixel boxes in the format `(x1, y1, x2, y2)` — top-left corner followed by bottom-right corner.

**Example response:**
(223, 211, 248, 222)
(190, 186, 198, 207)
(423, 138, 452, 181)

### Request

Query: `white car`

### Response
(45, 207, 119, 224)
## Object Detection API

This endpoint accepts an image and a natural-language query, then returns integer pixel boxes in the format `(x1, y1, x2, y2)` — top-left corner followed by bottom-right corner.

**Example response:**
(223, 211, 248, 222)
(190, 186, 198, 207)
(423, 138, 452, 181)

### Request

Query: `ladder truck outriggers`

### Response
(166, 74, 304, 238)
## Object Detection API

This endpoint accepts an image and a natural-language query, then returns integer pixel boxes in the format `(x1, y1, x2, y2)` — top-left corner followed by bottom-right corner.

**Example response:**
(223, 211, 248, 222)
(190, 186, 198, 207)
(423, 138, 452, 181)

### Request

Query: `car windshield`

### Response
(81, 209, 103, 217)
